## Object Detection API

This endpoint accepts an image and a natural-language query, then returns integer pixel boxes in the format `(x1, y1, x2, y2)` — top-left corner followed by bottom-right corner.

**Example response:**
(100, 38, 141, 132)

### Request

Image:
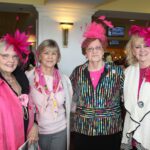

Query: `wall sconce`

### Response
(28, 34, 36, 46)
(60, 22, 74, 47)
(27, 34, 36, 52)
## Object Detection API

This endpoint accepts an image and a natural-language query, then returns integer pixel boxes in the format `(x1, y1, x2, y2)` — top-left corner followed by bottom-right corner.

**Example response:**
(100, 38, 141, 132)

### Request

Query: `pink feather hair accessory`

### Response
(83, 16, 113, 42)
(3, 29, 31, 63)
(129, 25, 150, 46)
(128, 25, 146, 37)
(83, 22, 106, 42)
(145, 27, 150, 46)
(98, 16, 114, 28)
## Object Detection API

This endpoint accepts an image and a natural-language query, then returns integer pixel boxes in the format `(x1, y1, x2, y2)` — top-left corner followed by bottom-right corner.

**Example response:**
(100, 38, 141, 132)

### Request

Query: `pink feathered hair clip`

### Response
(3, 29, 31, 63)
(129, 25, 150, 46)
(83, 15, 113, 42)
(145, 27, 150, 46)
(129, 25, 147, 37)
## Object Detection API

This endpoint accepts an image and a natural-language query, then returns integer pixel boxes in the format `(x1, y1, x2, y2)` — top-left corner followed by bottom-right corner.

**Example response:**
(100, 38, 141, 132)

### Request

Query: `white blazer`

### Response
(121, 63, 150, 150)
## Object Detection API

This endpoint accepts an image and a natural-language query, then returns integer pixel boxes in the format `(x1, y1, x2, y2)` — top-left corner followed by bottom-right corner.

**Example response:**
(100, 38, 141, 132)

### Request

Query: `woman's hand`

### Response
(27, 123, 39, 145)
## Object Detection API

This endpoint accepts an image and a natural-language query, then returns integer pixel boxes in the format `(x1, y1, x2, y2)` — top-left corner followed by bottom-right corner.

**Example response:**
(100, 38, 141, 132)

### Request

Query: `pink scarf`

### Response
(34, 66, 62, 117)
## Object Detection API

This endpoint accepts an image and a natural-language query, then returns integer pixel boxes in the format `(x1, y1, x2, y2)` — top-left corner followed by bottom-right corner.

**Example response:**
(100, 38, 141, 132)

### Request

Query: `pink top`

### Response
(138, 68, 147, 98)
(90, 67, 104, 89)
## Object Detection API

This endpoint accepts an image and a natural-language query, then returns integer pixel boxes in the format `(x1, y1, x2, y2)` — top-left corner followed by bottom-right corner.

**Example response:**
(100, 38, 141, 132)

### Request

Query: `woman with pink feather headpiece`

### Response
(121, 25, 150, 150)
(70, 16, 124, 150)
(0, 30, 38, 150)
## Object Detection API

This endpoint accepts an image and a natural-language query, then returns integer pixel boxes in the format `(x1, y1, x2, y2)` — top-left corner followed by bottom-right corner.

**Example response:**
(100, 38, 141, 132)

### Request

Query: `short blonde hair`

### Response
(37, 39, 61, 62)
(125, 35, 144, 65)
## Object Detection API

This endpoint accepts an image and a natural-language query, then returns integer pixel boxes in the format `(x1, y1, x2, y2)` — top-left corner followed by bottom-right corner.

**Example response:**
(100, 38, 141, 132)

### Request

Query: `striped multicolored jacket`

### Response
(70, 62, 124, 136)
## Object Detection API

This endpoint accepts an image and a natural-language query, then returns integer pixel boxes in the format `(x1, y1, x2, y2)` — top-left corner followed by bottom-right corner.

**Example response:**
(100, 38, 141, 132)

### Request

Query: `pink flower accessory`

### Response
(83, 16, 113, 43)
(83, 22, 106, 41)
(18, 94, 29, 107)
(129, 25, 150, 46)
(3, 29, 30, 63)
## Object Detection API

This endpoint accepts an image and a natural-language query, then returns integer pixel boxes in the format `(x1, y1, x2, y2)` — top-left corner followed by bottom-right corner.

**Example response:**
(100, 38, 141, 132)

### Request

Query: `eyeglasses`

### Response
(0, 54, 19, 61)
(87, 46, 102, 52)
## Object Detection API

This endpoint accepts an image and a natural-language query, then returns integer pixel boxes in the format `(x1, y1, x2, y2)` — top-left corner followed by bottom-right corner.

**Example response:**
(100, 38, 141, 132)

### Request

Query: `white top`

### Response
(121, 64, 150, 150)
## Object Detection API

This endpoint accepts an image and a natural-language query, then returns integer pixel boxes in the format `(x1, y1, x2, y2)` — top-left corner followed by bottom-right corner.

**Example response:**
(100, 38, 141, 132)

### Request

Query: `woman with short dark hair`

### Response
(70, 16, 124, 150)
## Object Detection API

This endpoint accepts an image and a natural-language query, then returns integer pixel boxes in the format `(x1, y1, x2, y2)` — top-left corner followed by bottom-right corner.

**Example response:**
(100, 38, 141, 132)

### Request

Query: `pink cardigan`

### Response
(0, 78, 34, 150)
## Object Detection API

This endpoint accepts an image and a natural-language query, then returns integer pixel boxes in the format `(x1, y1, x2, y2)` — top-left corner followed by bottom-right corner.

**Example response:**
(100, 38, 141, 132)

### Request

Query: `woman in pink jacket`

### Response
(0, 30, 38, 150)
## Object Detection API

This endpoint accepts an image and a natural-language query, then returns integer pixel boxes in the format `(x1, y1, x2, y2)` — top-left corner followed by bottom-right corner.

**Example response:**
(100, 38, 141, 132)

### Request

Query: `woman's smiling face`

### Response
(39, 46, 59, 69)
(0, 44, 19, 74)
(132, 37, 150, 65)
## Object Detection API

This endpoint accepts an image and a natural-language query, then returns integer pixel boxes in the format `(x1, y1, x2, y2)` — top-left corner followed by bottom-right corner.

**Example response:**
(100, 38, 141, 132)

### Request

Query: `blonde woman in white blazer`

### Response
(121, 25, 150, 150)
(26, 39, 72, 150)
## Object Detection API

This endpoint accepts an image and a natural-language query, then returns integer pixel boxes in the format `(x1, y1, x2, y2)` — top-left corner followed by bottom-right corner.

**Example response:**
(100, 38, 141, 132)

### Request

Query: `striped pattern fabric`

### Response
(70, 62, 124, 135)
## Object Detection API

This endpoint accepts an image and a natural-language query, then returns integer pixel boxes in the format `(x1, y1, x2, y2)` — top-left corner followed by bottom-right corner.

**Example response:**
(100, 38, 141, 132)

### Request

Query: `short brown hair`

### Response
(81, 38, 107, 55)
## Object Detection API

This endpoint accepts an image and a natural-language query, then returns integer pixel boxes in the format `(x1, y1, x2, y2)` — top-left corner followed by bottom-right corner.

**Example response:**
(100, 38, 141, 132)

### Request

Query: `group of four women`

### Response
(0, 16, 150, 150)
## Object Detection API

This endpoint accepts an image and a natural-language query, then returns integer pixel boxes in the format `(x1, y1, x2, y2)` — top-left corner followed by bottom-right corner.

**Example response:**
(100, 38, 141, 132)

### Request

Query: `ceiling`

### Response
(44, 0, 113, 9)
(0, 0, 47, 5)
(0, 0, 114, 9)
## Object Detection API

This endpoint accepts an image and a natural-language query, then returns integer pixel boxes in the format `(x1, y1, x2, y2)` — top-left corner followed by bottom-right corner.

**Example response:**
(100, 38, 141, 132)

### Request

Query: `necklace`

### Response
(2, 73, 14, 83)
(6, 77, 15, 84)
